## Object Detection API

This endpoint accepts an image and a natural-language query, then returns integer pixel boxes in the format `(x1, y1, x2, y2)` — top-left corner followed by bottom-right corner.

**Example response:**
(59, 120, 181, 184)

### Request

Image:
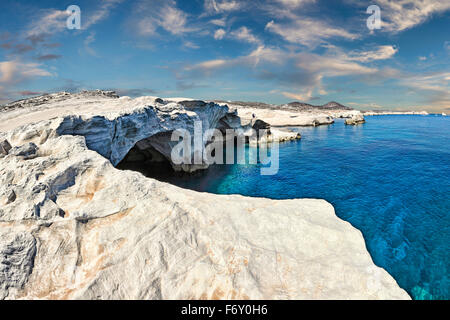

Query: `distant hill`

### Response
(214, 99, 354, 111)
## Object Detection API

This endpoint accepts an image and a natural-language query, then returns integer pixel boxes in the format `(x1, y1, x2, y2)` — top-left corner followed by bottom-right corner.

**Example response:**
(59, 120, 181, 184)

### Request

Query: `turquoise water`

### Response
(164, 115, 450, 299)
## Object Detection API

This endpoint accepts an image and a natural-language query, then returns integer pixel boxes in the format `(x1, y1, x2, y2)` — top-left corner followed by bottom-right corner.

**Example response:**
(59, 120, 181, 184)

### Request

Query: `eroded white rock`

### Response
(345, 114, 366, 125)
(0, 91, 410, 300)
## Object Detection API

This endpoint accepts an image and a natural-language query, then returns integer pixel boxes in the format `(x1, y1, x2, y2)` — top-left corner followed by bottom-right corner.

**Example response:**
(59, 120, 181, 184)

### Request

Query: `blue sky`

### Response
(0, 0, 449, 112)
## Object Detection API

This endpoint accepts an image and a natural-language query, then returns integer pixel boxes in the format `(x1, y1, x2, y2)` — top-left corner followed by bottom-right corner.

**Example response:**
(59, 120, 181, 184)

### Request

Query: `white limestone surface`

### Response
(0, 92, 410, 300)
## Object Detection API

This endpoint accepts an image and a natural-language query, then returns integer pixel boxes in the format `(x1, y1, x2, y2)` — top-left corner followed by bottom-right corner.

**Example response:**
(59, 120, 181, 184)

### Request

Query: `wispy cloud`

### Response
(210, 17, 227, 27)
(26, 9, 69, 40)
(214, 29, 226, 40)
(35, 54, 62, 61)
(1, 43, 34, 55)
(134, 0, 197, 36)
(265, 18, 358, 47)
(83, 32, 99, 57)
(375, 0, 450, 32)
(180, 41, 400, 102)
(400, 71, 450, 109)
(230, 26, 261, 45)
(158, 5, 191, 35)
(296, 53, 378, 76)
(203, 0, 242, 15)
(0, 60, 52, 102)
(345, 45, 398, 62)
(283, 45, 400, 100)
(182, 45, 286, 76)
(184, 59, 229, 75)
(265, 44, 399, 102)
(0, 60, 52, 85)
(22, 0, 123, 48)
(274, 0, 316, 8)
(25, 0, 124, 38)
(83, 0, 125, 30)
(281, 89, 316, 101)
(183, 41, 200, 49)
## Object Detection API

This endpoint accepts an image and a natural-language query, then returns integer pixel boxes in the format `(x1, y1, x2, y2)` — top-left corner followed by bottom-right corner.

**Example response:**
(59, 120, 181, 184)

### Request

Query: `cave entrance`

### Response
(116, 136, 176, 180)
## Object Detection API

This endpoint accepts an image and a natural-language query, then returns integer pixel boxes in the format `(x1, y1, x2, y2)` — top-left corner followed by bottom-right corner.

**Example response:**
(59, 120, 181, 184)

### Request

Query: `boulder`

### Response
(9, 142, 39, 160)
(252, 119, 271, 131)
(0, 139, 12, 156)
(179, 100, 208, 109)
(345, 114, 366, 125)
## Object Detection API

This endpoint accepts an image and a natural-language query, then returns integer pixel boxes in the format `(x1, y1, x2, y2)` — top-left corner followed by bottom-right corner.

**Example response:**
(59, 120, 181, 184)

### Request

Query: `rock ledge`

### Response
(0, 91, 409, 300)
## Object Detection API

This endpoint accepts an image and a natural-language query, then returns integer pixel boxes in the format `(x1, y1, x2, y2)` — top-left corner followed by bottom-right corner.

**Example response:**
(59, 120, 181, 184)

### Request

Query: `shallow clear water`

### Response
(164, 115, 450, 299)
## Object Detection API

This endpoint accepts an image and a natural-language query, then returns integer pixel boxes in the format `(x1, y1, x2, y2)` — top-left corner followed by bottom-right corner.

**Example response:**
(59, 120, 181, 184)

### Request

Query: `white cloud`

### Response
(184, 59, 228, 76)
(297, 54, 377, 76)
(247, 45, 286, 66)
(274, 0, 316, 8)
(0, 60, 51, 85)
(210, 18, 227, 27)
(183, 45, 286, 75)
(230, 26, 261, 44)
(183, 41, 200, 49)
(374, 0, 450, 32)
(137, 18, 157, 36)
(278, 46, 391, 102)
(214, 29, 226, 40)
(26, 9, 69, 39)
(159, 5, 190, 35)
(26, 0, 124, 39)
(402, 72, 450, 93)
(181, 43, 387, 102)
(265, 19, 358, 47)
(347, 45, 398, 62)
(399, 71, 450, 111)
(83, 0, 125, 30)
(135, 0, 195, 36)
(281, 90, 314, 101)
(204, 0, 242, 14)
(213, 26, 261, 44)
(84, 32, 99, 57)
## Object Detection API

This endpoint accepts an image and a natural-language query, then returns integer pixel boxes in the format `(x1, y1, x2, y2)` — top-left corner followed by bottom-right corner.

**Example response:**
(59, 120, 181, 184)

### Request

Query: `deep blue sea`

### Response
(164, 115, 449, 300)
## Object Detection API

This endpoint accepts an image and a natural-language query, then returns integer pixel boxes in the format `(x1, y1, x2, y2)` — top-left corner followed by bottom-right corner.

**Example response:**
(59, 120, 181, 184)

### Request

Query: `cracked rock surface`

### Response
(0, 91, 409, 299)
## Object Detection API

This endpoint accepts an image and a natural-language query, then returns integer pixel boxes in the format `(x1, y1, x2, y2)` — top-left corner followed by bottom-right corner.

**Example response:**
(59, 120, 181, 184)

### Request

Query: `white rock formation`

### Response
(345, 114, 366, 125)
(233, 106, 335, 127)
(220, 102, 370, 128)
(0, 91, 410, 300)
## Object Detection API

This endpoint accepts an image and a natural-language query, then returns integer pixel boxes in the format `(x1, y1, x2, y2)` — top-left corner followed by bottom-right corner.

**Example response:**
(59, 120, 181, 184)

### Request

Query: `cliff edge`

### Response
(0, 91, 409, 299)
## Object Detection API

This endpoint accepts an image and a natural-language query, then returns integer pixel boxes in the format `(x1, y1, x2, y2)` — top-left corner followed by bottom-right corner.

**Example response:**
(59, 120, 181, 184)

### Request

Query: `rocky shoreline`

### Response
(218, 100, 360, 127)
(0, 91, 409, 299)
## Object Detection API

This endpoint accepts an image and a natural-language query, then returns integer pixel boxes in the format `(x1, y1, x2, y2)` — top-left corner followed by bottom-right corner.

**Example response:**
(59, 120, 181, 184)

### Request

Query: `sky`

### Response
(0, 0, 449, 112)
